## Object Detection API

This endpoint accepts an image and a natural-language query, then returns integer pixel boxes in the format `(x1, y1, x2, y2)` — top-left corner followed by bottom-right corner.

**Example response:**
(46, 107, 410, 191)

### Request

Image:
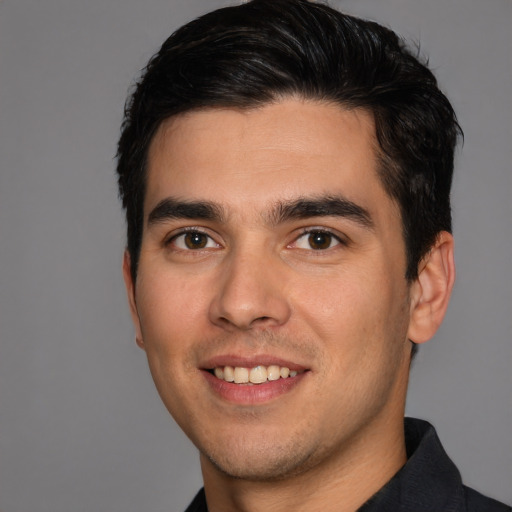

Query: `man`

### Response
(116, 1, 511, 511)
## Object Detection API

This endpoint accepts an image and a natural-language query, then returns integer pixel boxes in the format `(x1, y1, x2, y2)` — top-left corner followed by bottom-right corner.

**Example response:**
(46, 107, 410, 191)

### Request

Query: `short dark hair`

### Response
(116, 0, 461, 283)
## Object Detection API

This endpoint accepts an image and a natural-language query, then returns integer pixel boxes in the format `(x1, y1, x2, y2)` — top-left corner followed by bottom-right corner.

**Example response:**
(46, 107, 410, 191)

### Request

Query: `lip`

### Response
(200, 354, 309, 405)
(202, 369, 308, 405)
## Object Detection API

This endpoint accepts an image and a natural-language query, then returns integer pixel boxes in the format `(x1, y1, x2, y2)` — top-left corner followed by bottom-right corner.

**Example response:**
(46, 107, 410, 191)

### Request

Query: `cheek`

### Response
(139, 265, 208, 317)
(134, 273, 206, 417)
(292, 266, 409, 363)
(135, 270, 208, 359)
(292, 268, 383, 333)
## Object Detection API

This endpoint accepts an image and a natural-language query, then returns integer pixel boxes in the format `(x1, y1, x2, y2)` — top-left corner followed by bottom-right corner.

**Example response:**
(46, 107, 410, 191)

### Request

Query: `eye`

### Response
(170, 230, 218, 250)
(294, 230, 341, 250)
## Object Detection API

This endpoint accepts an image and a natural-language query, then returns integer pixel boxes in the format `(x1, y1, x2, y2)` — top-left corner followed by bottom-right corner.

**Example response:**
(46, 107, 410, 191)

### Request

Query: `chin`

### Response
(201, 435, 321, 482)
(206, 454, 309, 482)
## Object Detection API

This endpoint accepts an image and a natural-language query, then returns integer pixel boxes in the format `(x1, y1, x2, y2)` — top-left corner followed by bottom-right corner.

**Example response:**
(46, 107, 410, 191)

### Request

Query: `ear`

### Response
(407, 231, 455, 344)
(122, 250, 145, 350)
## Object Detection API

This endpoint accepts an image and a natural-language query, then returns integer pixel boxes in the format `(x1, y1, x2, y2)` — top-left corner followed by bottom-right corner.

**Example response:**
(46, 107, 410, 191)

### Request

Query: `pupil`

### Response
(309, 232, 331, 250)
(185, 232, 207, 249)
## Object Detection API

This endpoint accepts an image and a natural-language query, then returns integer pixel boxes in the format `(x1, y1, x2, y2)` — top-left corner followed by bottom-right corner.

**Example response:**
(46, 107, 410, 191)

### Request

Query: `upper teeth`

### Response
(213, 365, 299, 384)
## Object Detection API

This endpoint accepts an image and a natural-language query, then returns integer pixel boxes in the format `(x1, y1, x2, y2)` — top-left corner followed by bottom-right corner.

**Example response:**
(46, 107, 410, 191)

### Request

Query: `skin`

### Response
(124, 98, 455, 512)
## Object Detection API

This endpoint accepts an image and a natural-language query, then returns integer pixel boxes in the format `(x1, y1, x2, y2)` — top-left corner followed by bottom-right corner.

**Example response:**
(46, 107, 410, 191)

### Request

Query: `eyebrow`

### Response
(147, 194, 374, 230)
(268, 195, 374, 229)
(147, 198, 225, 226)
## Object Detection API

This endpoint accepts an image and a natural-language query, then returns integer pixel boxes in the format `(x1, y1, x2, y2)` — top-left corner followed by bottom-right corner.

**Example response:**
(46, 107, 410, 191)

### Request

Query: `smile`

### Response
(211, 365, 302, 384)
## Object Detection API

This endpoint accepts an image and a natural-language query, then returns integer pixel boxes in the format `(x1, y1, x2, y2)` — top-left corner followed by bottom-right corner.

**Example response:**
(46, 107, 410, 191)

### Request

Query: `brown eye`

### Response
(171, 231, 217, 250)
(293, 230, 341, 251)
(308, 231, 333, 250)
(184, 232, 208, 249)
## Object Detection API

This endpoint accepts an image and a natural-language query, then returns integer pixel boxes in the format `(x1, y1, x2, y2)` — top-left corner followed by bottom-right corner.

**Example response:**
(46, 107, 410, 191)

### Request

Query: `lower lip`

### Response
(202, 370, 307, 405)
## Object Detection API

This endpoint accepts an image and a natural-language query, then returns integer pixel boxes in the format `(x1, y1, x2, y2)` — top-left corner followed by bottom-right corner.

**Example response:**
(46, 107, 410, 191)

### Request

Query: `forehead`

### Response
(145, 99, 395, 220)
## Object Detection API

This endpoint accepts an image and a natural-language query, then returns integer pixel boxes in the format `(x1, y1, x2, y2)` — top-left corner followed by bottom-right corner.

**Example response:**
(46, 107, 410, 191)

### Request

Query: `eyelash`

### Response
(164, 227, 347, 253)
(164, 228, 219, 251)
(292, 228, 347, 251)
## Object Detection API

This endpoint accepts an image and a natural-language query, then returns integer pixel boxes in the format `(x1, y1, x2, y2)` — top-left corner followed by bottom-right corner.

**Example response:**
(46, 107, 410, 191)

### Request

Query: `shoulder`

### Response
(464, 486, 511, 512)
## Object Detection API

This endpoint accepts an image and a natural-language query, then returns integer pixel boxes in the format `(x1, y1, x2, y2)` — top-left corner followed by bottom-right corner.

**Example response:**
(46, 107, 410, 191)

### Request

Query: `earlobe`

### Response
(122, 250, 145, 350)
(407, 231, 455, 344)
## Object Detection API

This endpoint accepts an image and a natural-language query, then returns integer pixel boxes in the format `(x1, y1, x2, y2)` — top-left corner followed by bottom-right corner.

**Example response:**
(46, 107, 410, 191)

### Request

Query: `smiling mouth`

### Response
(209, 365, 305, 384)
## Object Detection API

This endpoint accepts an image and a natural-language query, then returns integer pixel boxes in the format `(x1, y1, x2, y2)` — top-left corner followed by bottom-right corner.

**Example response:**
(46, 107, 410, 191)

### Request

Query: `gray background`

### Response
(0, 0, 510, 510)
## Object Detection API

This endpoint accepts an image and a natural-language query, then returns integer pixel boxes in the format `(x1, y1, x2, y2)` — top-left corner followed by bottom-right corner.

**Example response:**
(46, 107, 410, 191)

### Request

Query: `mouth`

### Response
(201, 358, 309, 404)
(209, 365, 303, 384)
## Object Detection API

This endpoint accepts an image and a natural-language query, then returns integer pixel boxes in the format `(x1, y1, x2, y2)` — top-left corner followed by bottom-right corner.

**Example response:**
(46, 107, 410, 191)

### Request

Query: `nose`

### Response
(208, 249, 292, 331)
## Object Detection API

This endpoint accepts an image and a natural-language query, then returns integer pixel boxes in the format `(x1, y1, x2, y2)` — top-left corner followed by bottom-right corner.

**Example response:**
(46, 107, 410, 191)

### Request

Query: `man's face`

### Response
(125, 99, 416, 481)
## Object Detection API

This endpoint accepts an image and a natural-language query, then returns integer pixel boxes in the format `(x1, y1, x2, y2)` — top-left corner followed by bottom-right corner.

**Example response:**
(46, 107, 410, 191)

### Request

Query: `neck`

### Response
(201, 412, 407, 512)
